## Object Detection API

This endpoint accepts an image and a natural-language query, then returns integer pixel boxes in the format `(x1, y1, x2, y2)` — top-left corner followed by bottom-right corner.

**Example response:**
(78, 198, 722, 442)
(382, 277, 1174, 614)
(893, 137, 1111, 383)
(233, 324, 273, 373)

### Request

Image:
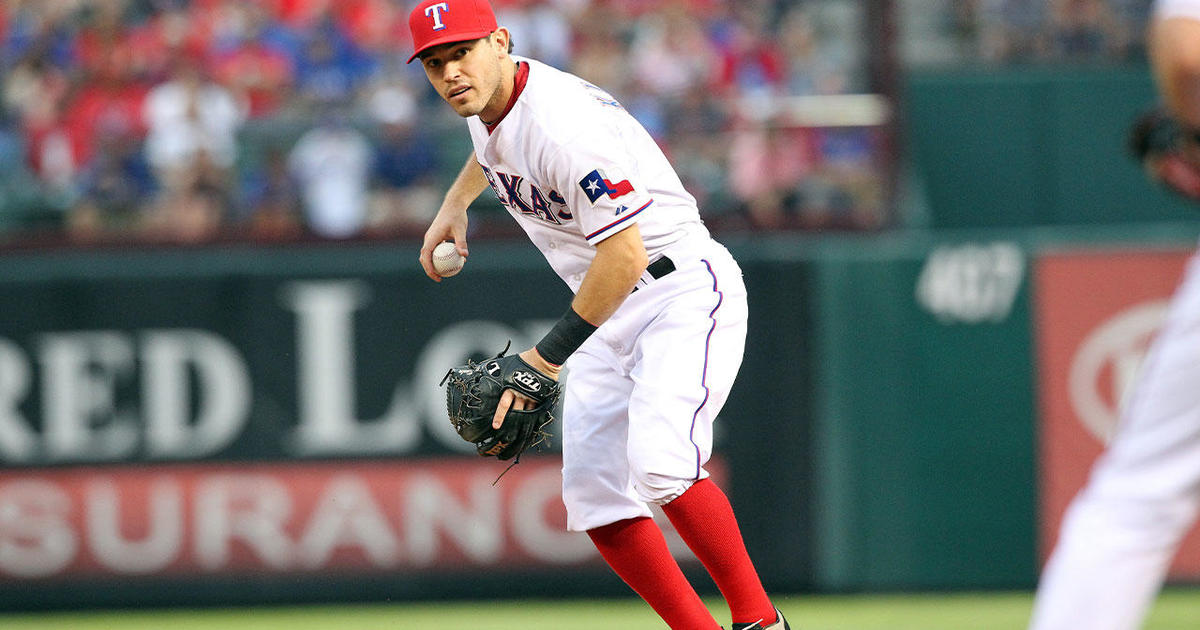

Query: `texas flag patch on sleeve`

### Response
(579, 168, 634, 204)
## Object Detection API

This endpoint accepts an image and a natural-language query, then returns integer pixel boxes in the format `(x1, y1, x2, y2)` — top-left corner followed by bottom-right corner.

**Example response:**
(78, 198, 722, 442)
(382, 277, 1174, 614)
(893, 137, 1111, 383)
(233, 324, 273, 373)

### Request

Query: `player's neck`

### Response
(479, 64, 517, 124)
(479, 60, 520, 126)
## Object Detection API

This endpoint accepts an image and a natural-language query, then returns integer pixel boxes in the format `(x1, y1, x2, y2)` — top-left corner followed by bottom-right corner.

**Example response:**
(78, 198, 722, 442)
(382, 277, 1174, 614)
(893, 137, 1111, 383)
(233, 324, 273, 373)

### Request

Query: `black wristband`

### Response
(535, 307, 598, 367)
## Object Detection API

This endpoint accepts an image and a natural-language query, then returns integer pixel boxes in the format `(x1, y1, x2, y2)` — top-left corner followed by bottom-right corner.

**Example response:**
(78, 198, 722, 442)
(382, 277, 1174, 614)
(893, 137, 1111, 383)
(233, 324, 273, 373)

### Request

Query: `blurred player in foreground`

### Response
(408, 0, 788, 628)
(1029, 2, 1200, 629)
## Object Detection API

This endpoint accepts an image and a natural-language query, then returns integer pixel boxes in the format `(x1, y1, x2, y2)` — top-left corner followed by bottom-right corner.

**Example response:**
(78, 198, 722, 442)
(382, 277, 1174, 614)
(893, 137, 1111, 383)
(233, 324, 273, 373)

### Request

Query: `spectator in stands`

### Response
(75, 0, 135, 82)
(569, 4, 630, 97)
(21, 104, 75, 199)
(3, 53, 68, 122)
(1048, 0, 1121, 60)
(629, 5, 715, 103)
(239, 147, 304, 240)
(209, 2, 295, 117)
(22, 55, 145, 204)
(68, 117, 157, 239)
(727, 115, 792, 229)
(668, 82, 733, 221)
(288, 108, 372, 238)
(2, 1, 77, 71)
(6, 53, 72, 192)
(813, 127, 884, 229)
(333, 0, 406, 56)
(624, 1, 717, 142)
(777, 6, 848, 96)
(495, 0, 573, 70)
(977, 0, 1050, 61)
(127, 0, 210, 84)
(140, 175, 228, 243)
(1108, 0, 1154, 58)
(0, 0, 908, 242)
(215, 1, 302, 57)
(142, 53, 245, 193)
(363, 78, 439, 234)
(68, 62, 149, 164)
(712, 1, 787, 100)
(293, 14, 374, 111)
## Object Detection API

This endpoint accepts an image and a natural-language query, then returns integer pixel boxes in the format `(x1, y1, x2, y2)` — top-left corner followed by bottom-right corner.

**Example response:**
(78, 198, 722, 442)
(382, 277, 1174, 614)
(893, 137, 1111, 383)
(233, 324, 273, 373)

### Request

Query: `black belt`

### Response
(647, 255, 676, 279)
(632, 256, 675, 293)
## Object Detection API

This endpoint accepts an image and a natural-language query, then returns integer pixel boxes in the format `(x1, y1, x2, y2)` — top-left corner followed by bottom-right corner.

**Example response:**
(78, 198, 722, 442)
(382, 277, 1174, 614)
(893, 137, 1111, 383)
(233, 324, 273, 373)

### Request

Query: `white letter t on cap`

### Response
(425, 2, 449, 30)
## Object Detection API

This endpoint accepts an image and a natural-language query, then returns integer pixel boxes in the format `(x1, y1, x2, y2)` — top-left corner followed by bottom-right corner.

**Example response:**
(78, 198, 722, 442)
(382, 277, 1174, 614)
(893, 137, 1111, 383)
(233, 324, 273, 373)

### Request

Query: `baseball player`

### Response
(1028, 2, 1200, 629)
(409, 1, 789, 628)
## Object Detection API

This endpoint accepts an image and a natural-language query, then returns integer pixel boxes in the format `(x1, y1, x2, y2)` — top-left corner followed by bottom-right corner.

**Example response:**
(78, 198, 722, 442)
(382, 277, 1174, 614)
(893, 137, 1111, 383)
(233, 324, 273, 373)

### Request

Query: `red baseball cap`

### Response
(407, 0, 499, 64)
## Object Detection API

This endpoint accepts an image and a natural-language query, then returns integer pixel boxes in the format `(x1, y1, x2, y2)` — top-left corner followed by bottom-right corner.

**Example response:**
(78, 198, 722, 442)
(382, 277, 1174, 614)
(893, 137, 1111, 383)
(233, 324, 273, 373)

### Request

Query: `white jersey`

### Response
(1157, 0, 1200, 19)
(467, 57, 710, 292)
(458, 56, 748, 531)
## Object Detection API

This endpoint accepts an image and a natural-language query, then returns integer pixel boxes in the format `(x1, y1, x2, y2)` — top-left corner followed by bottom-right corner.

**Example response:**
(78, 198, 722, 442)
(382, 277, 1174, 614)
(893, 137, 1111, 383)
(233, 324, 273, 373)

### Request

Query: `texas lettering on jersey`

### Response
(481, 165, 572, 225)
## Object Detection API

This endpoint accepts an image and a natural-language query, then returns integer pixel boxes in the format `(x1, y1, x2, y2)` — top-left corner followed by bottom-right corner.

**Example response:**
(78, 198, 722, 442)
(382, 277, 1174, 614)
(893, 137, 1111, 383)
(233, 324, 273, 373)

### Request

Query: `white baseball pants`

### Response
(1029, 252, 1200, 630)
(560, 239, 748, 532)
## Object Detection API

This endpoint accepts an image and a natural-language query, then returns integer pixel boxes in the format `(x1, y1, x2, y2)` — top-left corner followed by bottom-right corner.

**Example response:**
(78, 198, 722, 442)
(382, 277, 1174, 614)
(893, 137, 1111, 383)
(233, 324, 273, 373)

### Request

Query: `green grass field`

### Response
(2, 589, 1199, 630)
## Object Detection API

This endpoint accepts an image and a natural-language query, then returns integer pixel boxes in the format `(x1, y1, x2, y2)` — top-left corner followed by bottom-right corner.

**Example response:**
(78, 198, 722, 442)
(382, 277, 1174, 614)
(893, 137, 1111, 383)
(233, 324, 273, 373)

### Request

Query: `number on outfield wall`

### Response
(915, 242, 1025, 324)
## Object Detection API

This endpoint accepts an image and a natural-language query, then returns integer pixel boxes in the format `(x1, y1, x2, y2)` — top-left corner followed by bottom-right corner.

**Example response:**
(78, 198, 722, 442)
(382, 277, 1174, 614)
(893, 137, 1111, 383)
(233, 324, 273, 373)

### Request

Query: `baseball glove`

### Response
(1129, 109, 1200, 202)
(441, 342, 560, 464)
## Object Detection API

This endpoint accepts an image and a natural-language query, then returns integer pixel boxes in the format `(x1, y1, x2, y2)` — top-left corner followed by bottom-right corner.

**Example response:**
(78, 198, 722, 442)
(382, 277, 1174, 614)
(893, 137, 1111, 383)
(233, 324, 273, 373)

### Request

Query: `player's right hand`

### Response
(490, 348, 562, 430)
(419, 210, 469, 282)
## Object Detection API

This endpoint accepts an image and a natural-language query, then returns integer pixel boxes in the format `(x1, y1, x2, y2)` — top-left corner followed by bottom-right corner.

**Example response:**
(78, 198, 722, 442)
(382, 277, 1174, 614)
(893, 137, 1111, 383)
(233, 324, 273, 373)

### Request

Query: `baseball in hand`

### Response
(432, 241, 465, 277)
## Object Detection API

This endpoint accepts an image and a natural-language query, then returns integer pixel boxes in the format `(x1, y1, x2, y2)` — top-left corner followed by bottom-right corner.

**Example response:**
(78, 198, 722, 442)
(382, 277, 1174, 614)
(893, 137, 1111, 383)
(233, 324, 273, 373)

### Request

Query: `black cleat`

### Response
(731, 607, 790, 630)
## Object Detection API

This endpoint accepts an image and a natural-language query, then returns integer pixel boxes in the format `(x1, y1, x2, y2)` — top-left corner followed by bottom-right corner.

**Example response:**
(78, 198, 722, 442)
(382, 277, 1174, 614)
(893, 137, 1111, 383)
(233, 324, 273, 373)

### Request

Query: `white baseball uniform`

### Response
(1029, 4, 1200, 628)
(1157, 0, 1200, 20)
(466, 57, 748, 532)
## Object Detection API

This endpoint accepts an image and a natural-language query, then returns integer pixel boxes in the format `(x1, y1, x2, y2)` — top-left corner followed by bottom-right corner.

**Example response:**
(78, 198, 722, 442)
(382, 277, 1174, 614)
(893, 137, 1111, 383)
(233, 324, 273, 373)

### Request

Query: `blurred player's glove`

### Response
(441, 342, 559, 464)
(1129, 109, 1200, 202)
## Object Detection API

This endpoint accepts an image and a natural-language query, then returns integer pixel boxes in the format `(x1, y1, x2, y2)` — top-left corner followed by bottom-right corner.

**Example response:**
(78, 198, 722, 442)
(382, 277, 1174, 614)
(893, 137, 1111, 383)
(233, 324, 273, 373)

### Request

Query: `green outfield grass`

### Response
(1, 589, 1198, 629)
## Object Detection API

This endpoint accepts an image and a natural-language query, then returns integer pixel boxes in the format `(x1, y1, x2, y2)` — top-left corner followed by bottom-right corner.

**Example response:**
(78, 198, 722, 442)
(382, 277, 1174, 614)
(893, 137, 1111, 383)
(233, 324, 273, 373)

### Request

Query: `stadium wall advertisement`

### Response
(0, 458, 723, 580)
(0, 275, 563, 463)
(6, 233, 1193, 608)
(808, 238, 1036, 590)
(1033, 248, 1200, 579)
(0, 459, 587, 579)
(0, 242, 789, 609)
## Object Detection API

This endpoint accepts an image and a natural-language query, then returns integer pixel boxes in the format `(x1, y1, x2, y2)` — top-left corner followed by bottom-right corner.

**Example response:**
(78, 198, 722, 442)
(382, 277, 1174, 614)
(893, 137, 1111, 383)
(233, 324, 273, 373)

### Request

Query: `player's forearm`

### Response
(1151, 16, 1200, 129)
(440, 154, 490, 214)
(571, 225, 648, 326)
(527, 225, 646, 372)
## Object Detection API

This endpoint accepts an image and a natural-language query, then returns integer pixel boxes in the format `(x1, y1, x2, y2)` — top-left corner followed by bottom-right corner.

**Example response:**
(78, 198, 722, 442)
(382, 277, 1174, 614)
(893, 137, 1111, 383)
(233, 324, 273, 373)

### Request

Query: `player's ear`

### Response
(491, 28, 511, 58)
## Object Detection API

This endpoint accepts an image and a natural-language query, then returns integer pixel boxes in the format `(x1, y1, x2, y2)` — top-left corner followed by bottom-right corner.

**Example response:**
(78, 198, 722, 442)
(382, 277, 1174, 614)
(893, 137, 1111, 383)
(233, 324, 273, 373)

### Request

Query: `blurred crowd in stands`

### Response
(903, 0, 1153, 66)
(0, 0, 1155, 245)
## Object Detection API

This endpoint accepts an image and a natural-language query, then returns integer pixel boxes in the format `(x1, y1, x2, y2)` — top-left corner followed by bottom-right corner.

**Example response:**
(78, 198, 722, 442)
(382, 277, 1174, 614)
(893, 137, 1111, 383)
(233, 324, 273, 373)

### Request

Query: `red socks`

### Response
(586, 480, 775, 629)
(662, 478, 776, 627)
(586, 516, 720, 630)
